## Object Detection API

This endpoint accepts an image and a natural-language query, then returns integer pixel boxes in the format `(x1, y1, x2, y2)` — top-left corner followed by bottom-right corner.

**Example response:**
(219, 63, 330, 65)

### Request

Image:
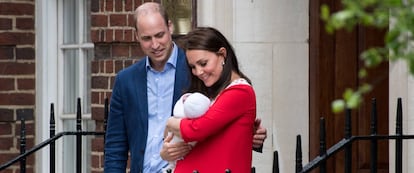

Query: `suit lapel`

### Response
(133, 61, 149, 131)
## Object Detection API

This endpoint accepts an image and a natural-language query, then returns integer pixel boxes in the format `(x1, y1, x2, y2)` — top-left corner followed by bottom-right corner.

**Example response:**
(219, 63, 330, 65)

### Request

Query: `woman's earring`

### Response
(222, 61, 225, 66)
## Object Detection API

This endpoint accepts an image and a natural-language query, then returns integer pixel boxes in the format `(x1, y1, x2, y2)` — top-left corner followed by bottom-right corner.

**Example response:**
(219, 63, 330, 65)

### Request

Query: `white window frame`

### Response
(35, 0, 93, 172)
(35, 0, 58, 172)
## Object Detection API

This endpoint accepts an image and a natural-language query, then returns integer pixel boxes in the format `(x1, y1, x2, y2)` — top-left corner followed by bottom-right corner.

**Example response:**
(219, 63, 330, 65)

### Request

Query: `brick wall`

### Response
(0, 1, 36, 173)
(90, 0, 160, 172)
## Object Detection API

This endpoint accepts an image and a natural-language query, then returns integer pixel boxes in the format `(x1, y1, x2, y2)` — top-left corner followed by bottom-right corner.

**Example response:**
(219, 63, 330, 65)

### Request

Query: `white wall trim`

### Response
(35, 0, 58, 172)
(389, 59, 414, 173)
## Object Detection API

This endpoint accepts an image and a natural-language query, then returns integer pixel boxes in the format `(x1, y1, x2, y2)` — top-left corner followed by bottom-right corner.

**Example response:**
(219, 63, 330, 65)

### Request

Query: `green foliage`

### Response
(321, 0, 414, 113)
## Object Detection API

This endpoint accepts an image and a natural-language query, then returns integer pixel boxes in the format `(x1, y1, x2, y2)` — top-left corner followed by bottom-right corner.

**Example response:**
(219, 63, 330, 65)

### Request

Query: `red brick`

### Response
(0, 78, 14, 90)
(0, 93, 35, 105)
(91, 154, 101, 168)
(0, 32, 35, 45)
(114, 0, 123, 12)
(125, 0, 133, 11)
(0, 46, 14, 60)
(92, 76, 109, 89)
(0, 109, 14, 121)
(128, 14, 136, 28)
(91, 61, 100, 73)
(17, 167, 34, 173)
(92, 138, 104, 151)
(134, 0, 142, 9)
(0, 168, 13, 173)
(131, 44, 144, 58)
(112, 44, 129, 57)
(16, 18, 34, 30)
(91, 0, 100, 12)
(0, 62, 35, 75)
(0, 3, 34, 16)
(99, 60, 105, 73)
(0, 123, 12, 135)
(91, 107, 104, 121)
(109, 77, 115, 89)
(105, 91, 112, 101)
(0, 153, 20, 164)
(94, 120, 105, 131)
(0, 137, 14, 150)
(105, 60, 114, 73)
(125, 60, 133, 67)
(114, 60, 123, 72)
(91, 14, 108, 27)
(114, 29, 123, 42)
(100, 29, 105, 42)
(124, 29, 134, 42)
(21, 138, 35, 150)
(91, 29, 100, 43)
(94, 43, 111, 59)
(16, 48, 35, 60)
(17, 78, 34, 90)
(110, 14, 127, 27)
(0, 18, 12, 30)
(91, 92, 100, 104)
(105, 0, 113, 12)
(105, 29, 113, 42)
(99, 0, 105, 12)
(16, 123, 34, 136)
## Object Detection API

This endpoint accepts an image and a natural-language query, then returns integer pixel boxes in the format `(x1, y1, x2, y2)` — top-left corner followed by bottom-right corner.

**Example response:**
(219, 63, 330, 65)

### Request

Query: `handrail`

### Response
(297, 98, 414, 173)
(0, 98, 108, 173)
(0, 131, 105, 171)
(299, 134, 414, 172)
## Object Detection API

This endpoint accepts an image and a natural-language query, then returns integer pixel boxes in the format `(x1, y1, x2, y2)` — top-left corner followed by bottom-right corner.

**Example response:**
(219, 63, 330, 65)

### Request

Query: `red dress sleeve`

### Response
(180, 84, 256, 142)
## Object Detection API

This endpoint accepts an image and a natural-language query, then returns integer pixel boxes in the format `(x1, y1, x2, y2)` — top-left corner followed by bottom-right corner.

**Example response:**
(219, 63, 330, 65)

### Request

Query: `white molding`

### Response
(389, 59, 413, 173)
(35, 0, 58, 173)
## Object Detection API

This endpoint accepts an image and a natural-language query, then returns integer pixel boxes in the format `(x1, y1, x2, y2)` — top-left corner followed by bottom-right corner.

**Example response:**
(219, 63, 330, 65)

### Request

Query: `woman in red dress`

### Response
(162, 27, 256, 173)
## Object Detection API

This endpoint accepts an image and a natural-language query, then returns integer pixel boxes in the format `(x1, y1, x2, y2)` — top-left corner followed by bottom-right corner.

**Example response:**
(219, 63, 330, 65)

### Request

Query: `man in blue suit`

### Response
(104, 2, 267, 173)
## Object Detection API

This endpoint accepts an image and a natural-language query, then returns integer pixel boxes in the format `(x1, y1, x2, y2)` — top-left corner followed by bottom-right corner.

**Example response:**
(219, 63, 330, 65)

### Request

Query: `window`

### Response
(58, 0, 94, 172)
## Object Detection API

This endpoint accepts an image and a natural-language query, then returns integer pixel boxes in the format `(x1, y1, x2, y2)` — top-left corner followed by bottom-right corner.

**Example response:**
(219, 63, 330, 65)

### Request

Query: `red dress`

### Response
(175, 80, 256, 173)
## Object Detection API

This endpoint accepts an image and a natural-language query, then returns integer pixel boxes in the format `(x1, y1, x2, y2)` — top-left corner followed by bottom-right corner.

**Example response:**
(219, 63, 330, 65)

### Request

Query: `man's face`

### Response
(136, 12, 173, 70)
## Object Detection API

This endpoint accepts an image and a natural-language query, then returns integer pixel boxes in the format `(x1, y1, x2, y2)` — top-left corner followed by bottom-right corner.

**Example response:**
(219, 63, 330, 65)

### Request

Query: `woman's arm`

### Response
(180, 85, 256, 142)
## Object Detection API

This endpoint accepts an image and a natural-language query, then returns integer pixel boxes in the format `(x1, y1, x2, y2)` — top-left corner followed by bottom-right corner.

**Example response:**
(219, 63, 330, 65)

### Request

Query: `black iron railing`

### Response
(0, 98, 107, 173)
(296, 98, 414, 173)
(6, 97, 411, 173)
(0, 96, 276, 173)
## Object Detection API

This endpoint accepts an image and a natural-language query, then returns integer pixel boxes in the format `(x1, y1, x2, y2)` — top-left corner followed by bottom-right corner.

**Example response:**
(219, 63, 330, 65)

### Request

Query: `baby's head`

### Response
(183, 92, 211, 118)
(173, 92, 210, 118)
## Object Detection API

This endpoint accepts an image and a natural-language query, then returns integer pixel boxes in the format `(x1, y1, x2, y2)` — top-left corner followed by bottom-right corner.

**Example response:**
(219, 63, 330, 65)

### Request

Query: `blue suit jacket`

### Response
(104, 48, 190, 173)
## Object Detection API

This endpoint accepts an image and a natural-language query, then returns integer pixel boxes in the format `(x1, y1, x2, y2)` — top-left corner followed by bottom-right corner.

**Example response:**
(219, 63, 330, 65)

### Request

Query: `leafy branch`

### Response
(320, 0, 414, 113)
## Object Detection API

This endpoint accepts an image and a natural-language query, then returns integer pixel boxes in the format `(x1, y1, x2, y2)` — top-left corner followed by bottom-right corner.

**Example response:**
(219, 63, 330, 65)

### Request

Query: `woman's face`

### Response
(186, 48, 226, 87)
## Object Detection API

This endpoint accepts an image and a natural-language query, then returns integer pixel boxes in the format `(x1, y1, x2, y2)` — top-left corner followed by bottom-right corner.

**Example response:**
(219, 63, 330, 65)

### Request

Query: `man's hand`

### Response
(253, 118, 267, 149)
(160, 133, 192, 161)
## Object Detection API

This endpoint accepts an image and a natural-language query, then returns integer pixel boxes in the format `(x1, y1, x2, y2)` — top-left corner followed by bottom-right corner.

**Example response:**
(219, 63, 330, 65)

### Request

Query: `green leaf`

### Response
(346, 93, 361, 109)
(332, 99, 346, 113)
(358, 68, 367, 78)
(343, 88, 354, 100)
(359, 83, 373, 93)
(331, 10, 354, 28)
(320, 5, 330, 21)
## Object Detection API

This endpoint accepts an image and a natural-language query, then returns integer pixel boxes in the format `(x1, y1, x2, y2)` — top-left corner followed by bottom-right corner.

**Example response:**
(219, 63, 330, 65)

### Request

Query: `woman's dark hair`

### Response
(183, 27, 251, 99)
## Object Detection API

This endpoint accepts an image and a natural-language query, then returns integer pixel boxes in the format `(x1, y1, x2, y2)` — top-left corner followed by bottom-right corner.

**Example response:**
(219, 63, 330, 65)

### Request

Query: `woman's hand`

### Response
(160, 133, 192, 161)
